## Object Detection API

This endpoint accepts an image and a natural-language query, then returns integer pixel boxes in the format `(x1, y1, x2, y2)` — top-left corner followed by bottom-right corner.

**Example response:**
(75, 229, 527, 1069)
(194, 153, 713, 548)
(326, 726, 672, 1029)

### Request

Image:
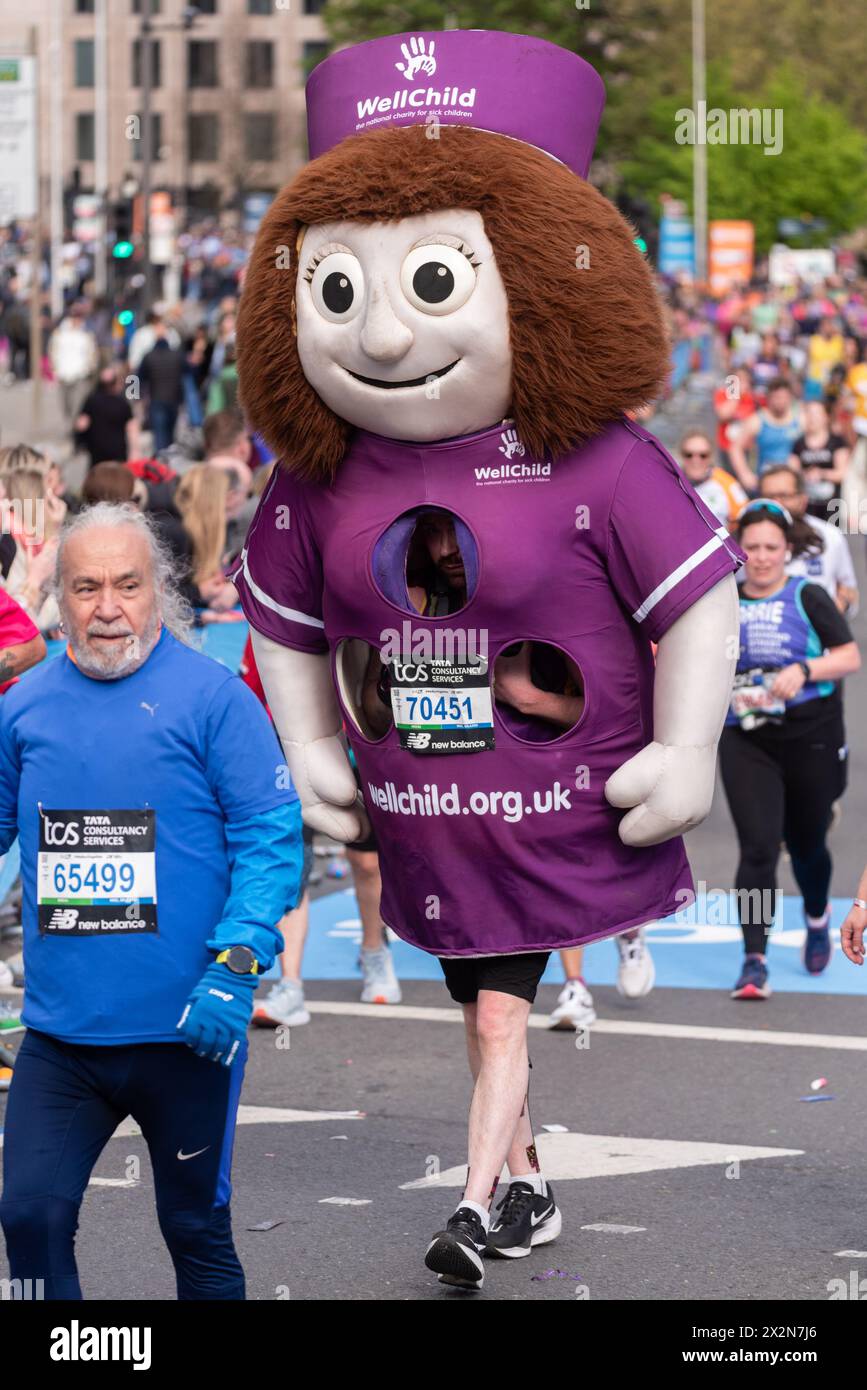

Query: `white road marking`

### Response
(306, 1000, 867, 1052)
(105, 1105, 365, 1140)
(835, 1250, 867, 1258)
(0, 1105, 365, 1152)
(400, 1132, 802, 1188)
(88, 1177, 137, 1188)
(319, 1197, 371, 1206)
(582, 1222, 647, 1234)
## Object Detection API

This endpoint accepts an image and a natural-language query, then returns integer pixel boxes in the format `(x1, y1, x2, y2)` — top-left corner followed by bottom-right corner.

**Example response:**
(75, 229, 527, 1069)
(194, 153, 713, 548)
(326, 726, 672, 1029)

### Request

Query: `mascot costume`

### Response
(234, 29, 742, 1289)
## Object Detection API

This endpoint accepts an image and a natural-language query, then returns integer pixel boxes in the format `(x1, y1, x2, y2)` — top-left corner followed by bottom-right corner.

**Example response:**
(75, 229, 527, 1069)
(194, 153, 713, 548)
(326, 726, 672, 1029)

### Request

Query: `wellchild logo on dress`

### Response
(354, 37, 476, 129)
(474, 432, 551, 486)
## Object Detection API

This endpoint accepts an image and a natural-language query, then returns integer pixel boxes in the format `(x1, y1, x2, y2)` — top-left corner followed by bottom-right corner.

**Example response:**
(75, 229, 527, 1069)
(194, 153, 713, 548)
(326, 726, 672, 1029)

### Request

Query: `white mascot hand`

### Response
(605, 741, 717, 847)
(251, 628, 371, 844)
(604, 576, 740, 848)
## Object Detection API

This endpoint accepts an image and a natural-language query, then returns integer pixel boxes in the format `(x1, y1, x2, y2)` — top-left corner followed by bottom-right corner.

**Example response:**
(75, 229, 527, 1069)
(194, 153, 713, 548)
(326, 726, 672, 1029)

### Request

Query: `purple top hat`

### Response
(306, 29, 606, 179)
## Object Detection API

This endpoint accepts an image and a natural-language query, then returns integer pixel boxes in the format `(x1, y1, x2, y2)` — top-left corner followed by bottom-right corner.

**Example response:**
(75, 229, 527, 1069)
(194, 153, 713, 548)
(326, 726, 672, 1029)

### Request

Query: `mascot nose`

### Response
(360, 279, 414, 362)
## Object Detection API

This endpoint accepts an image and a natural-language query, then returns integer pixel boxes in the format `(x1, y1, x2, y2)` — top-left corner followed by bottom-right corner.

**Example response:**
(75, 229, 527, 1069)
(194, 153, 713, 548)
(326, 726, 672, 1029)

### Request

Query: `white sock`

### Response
(807, 908, 830, 928)
(508, 1172, 547, 1195)
(457, 1198, 490, 1231)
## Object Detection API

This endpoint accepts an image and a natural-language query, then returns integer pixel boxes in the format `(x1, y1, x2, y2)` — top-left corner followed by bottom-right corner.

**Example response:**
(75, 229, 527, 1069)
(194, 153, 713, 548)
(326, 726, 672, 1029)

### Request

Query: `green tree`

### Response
(621, 65, 867, 251)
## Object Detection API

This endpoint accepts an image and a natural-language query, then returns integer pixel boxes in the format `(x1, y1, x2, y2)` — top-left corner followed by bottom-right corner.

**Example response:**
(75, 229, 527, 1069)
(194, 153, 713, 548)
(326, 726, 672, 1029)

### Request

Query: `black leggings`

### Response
(719, 721, 846, 954)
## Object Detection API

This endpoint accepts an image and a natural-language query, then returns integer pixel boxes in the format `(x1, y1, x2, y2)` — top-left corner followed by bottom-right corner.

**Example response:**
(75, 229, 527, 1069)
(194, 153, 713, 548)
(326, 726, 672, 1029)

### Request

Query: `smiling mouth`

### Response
(345, 359, 461, 390)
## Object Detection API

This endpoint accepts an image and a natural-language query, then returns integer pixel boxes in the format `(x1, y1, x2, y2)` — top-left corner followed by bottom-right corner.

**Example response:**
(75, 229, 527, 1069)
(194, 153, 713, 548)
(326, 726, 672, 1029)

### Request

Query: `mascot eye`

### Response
(308, 252, 364, 323)
(400, 244, 477, 316)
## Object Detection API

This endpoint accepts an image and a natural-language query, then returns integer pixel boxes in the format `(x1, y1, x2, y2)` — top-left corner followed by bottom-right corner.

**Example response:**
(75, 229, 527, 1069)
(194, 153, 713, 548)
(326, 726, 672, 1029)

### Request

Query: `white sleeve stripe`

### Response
(233, 549, 326, 630)
(631, 533, 726, 624)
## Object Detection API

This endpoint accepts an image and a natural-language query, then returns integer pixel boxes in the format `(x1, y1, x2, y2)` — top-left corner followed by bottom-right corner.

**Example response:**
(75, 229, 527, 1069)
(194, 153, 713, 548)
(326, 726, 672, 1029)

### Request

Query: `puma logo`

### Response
(140, 701, 159, 717)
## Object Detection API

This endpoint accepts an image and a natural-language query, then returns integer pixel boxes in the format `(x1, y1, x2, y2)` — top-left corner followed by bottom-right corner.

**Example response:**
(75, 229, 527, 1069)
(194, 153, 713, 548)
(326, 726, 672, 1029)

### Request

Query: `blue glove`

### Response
(177, 962, 258, 1066)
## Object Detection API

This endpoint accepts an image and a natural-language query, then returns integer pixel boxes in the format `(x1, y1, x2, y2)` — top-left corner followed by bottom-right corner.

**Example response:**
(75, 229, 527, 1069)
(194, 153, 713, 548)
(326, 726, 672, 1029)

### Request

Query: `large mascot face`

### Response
(296, 209, 512, 441)
(238, 3, 675, 483)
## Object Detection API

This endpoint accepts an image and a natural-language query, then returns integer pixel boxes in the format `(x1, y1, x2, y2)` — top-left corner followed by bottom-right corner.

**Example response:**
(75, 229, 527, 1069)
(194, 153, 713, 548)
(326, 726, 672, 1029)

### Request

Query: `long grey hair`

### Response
(53, 501, 195, 644)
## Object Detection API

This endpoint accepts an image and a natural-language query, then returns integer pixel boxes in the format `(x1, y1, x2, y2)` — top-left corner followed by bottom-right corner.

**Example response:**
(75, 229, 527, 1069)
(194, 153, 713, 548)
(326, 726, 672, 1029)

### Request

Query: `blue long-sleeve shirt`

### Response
(0, 628, 302, 1043)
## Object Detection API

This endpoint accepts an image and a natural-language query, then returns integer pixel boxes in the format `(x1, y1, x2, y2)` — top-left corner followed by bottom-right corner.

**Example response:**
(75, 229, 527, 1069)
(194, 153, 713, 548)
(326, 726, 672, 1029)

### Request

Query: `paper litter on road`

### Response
(581, 1222, 646, 1234)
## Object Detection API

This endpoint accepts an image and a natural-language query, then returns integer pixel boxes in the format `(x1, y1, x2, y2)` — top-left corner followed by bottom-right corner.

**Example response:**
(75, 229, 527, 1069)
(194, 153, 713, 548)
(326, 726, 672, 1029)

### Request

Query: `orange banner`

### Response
(708, 220, 754, 297)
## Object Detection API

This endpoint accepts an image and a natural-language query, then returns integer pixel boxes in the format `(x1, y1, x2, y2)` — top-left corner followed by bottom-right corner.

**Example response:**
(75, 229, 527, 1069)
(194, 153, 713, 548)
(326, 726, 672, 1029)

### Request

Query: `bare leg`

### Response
(277, 891, 310, 980)
(346, 848, 386, 950)
(462, 999, 538, 1184)
(463, 990, 532, 1208)
(560, 946, 584, 979)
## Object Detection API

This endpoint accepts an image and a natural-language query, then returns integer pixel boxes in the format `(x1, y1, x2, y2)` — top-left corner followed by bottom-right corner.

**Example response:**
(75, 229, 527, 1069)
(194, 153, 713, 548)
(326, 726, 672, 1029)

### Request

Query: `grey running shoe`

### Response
(251, 978, 311, 1028)
(360, 945, 402, 1004)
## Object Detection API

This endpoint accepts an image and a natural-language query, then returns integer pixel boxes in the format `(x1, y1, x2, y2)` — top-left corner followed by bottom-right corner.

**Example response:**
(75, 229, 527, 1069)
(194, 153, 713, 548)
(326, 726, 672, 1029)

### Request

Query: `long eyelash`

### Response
(303, 246, 334, 283)
(303, 238, 482, 281)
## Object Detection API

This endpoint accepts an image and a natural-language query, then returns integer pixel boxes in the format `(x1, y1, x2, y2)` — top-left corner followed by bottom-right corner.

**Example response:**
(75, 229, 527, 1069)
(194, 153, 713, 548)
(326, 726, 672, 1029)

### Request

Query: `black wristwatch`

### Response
(798, 661, 811, 681)
(216, 945, 260, 976)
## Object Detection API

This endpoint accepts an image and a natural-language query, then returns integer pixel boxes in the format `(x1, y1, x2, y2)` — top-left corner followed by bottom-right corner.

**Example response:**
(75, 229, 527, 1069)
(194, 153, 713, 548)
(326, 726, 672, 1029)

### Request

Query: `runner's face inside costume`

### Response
(295, 209, 513, 442)
(415, 513, 466, 590)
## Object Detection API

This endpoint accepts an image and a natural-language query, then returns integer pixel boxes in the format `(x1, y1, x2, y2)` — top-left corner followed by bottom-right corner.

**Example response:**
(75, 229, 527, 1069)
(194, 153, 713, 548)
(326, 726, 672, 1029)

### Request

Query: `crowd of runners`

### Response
(2, 256, 867, 1026)
(2, 232, 867, 1292)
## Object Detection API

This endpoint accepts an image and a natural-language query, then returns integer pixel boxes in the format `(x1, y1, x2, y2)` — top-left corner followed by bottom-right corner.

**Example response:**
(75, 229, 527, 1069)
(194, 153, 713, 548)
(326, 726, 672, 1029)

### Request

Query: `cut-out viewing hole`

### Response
(493, 641, 584, 743)
(335, 638, 393, 743)
(372, 506, 479, 617)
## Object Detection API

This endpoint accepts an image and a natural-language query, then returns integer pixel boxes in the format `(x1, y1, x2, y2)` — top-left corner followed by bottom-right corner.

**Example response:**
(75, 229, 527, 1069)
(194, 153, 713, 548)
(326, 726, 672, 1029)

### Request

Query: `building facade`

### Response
(1, 0, 328, 219)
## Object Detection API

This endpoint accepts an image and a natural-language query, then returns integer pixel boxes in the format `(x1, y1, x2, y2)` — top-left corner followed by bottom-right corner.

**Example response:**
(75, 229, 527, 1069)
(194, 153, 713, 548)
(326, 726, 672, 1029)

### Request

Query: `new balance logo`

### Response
(406, 731, 432, 749)
(48, 908, 79, 930)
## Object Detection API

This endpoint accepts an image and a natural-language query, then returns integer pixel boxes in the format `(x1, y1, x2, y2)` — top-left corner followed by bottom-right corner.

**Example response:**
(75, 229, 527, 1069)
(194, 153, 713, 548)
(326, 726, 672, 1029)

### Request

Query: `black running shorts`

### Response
(438, 952, 551, 1005)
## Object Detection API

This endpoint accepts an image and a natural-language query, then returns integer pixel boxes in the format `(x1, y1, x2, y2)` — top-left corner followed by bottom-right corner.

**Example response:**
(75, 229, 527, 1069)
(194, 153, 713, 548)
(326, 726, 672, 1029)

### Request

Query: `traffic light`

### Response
(617, 193, 658, 265)
(110, 198, 136, 264)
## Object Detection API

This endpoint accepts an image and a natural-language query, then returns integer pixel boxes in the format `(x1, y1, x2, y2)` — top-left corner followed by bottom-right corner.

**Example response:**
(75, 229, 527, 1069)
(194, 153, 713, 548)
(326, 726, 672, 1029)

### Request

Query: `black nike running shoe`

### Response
(425, 1206, 488, 1289)
(486, 1180, 562, 1258)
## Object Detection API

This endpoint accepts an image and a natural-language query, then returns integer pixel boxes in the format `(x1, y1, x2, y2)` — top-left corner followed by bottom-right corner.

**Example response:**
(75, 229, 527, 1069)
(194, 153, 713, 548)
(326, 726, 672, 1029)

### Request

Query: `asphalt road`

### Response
(10, 983, 866, 1302)
(2, 380, 867, 1303)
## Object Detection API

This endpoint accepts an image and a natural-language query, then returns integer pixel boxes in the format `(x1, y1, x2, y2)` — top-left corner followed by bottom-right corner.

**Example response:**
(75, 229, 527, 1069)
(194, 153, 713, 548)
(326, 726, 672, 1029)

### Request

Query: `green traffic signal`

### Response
(118, 310, 134, 326)
(113, 240, 135, 259)
(634, 237, 648, 254)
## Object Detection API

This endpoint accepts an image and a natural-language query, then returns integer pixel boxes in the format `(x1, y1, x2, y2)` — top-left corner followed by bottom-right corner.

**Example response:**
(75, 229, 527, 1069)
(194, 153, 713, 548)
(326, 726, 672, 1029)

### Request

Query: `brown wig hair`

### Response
(238, 124, 669, 482)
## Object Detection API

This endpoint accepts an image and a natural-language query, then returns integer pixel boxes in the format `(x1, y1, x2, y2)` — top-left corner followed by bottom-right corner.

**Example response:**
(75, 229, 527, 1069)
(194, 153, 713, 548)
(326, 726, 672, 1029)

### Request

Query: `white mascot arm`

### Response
(251, 628, 370, 843)
(604, 574, 739, 847)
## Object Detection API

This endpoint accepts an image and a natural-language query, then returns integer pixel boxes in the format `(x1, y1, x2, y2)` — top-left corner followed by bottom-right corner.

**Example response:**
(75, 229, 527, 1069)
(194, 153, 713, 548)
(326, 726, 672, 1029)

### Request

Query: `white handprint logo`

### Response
(498, 428, 526, 459)
(395, 37, 437, 81)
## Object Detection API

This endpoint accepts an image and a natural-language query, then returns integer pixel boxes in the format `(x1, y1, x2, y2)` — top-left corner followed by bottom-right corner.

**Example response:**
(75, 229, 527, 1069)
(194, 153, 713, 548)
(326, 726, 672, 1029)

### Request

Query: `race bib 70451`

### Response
(389, 657, 494, 753)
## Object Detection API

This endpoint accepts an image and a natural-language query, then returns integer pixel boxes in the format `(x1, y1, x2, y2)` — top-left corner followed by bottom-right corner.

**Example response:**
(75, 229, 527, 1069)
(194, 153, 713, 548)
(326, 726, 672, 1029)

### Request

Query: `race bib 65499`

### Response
(37, 809, 158, 936)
